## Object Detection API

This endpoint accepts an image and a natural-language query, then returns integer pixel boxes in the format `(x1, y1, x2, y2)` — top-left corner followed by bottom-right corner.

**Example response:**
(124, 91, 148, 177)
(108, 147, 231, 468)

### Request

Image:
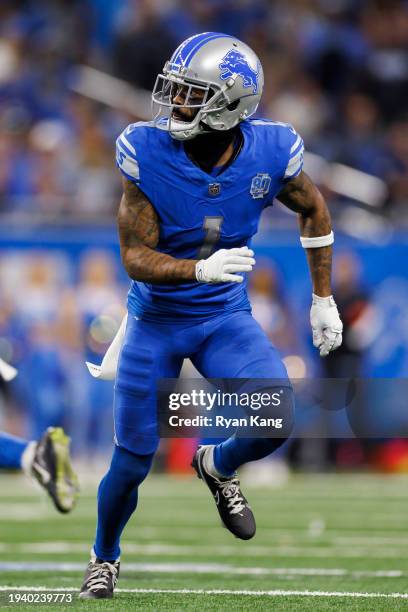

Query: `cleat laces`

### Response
(85, 562, 118, 592)
(219, 479, 246, 514)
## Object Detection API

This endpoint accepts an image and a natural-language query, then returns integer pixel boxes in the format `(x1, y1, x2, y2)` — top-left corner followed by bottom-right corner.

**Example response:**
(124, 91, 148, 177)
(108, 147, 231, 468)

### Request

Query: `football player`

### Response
(0, 428, 78, 513)
(0, 359, 78, 512)
(79, 32, 343, 599)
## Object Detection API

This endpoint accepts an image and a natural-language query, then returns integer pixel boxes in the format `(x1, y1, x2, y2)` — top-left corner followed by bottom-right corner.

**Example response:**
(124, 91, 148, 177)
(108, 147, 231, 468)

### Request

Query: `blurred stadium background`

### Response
(0, 0, 407, 471)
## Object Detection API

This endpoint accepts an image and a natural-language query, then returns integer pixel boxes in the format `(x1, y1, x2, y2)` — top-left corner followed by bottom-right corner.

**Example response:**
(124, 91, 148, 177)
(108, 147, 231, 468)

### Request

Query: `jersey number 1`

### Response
(197, 216, 224, 259)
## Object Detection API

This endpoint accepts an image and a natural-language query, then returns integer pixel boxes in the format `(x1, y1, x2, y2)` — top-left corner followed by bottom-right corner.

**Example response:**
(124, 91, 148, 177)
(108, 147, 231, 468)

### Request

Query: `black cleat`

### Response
(79, 552, 120, 599)
(191, 445, 256, 540)
(31, 427, 79, 514)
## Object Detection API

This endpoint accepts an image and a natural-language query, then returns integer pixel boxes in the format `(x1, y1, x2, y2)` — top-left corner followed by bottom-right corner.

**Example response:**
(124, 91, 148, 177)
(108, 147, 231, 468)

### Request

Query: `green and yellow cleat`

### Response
(31, 427, 79, 513)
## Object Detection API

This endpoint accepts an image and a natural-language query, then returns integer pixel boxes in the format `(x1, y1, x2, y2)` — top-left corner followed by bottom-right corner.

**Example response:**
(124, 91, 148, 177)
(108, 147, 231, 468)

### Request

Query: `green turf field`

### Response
(0, 471, 407, 610)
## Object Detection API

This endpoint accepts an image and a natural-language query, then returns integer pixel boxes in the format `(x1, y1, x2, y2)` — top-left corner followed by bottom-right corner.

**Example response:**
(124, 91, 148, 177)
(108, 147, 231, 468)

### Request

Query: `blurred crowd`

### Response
(0, 0, 407, 221)
(0, 249, 127, 457)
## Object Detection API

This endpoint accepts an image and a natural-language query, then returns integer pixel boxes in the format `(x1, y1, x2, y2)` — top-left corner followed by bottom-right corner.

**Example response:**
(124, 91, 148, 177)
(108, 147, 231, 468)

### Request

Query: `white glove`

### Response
(196, 247, 255, 284)
(310, 294, 343, 357)
(0, 357, 18, 381)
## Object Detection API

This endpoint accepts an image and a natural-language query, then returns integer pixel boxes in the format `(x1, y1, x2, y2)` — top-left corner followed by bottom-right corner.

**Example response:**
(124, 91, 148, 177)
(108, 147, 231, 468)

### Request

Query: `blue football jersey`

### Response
(116, 118, 304, 321)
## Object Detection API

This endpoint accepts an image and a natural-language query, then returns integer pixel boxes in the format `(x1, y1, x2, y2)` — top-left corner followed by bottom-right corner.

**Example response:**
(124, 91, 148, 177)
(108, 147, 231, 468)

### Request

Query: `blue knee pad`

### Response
(114, 342, 158, 455)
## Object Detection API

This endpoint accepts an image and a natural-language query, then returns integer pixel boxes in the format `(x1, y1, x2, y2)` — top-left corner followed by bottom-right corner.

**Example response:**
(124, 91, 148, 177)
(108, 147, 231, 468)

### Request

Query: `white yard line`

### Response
(333, 536, 408, 546)
(0, 561, 405, 579)
(0, 586, 407, 599)
(0, 541, 406, 559)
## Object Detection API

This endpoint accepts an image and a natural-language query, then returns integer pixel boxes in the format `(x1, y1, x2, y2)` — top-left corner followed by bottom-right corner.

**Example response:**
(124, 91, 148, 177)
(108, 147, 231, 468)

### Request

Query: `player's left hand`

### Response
(310, 294, 343, 357)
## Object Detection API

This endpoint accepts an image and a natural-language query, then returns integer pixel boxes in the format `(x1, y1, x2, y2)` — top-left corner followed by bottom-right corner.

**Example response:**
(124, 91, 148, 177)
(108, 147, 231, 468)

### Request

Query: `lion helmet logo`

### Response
(219, 49, 259, 94)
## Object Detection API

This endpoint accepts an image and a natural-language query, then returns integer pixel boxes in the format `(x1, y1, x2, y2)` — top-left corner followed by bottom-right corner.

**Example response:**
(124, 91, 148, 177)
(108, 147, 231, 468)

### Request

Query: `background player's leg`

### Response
(0, 431, 32, 469)
(93, 315, 184, 562)
(0, 429, 78, 512)
(192, 311, 294, 476)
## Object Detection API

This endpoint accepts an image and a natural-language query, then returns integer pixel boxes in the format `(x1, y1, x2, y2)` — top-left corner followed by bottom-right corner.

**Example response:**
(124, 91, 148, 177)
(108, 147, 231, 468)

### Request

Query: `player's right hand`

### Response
(196, 247, 256, 284)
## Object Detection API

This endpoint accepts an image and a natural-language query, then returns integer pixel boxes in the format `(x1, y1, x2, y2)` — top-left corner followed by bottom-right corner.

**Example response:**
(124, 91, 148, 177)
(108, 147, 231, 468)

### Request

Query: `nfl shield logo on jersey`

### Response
(208, 183, 221, 197)
(250, 173, 271, 199)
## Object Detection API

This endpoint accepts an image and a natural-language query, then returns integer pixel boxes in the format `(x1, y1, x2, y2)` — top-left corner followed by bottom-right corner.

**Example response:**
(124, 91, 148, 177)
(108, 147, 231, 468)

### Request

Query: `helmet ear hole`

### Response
(227, 99, 240, 111)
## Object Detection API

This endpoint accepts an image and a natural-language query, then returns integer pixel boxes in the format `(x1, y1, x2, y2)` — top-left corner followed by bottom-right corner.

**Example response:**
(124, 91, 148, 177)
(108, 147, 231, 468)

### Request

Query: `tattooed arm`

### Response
(117, 178, 197, 284)
(277, 171, 332, 297)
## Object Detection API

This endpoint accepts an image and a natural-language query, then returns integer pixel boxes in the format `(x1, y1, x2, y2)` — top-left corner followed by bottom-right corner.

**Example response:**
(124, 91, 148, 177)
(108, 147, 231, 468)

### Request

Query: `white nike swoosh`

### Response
(214, 491, 220, 505)
(32, 462, 51, 484)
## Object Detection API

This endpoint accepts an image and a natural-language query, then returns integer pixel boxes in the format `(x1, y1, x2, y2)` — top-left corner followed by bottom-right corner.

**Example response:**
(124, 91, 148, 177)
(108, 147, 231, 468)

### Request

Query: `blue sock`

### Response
(213, 387, 294, 476)
(94, 445, 154, 561)
(213, 437, 288, 477)
(0, 432, 29, 469)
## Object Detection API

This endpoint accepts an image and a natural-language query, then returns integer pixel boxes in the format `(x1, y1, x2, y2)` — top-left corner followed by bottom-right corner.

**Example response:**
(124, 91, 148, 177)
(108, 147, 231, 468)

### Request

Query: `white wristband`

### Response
(300, 231, 334, 248)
